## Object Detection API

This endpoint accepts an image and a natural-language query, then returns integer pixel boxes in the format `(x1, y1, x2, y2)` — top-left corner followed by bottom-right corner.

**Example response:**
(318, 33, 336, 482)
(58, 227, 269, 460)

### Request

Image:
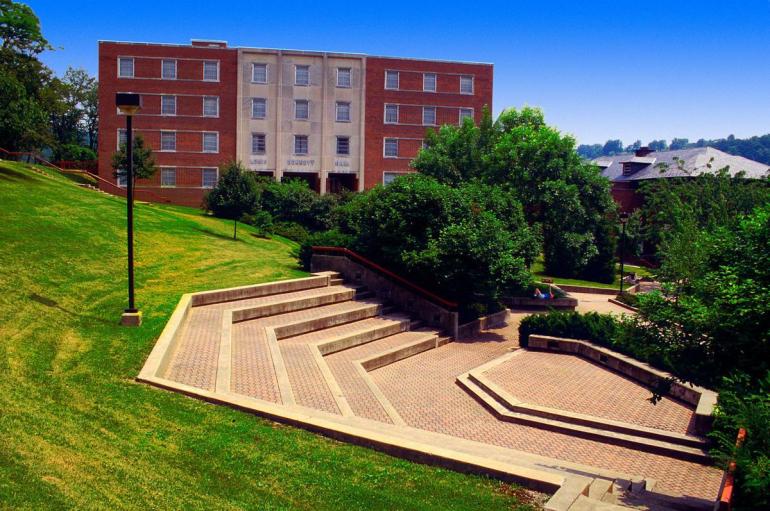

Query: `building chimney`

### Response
(635, 146, 654, 157)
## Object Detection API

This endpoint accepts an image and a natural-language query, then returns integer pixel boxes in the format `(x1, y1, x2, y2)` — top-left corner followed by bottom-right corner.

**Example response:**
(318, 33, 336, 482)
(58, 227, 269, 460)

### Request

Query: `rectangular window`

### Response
(383, 172, 402, 185)
(336, 136, 350, 155)
(203, 61, 219, 81)
(460, 75, 473, 94)
(118, 57, 134, 78)
(202, 132, 219, 153)
(337, 67, 351, 87)
(335, 102, 351, 122)
(203, 96, 219, 117)
(161, 168, 176, 187)
(161, 59, 177, 79)
(384, 104, 398, 124)
(423, 73, 436, 92)
(422, 106, 436, 126)
(202, 168, 218, 188)
(295, 65, 310, 86)
(295, 99, 309, 120)
(385, 70, 399, 90)
(160, 131, 176, 151)
(117, 172, 127, 188)
(117, 128, 127, 149)
(161, 95, 176, 115)
(459, 108, 473, 123)
(294, 135, 309, 155)
(251, 98, 266, 119)
(251, 133, 266, 154)
(384, 138, 398, 157)
(252, 63, 267, 83)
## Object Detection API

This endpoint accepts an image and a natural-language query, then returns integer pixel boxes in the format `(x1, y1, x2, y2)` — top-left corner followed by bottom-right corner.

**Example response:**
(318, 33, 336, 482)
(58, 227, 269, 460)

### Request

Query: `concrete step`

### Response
(587, 478, 614, 501)
(273, 301, 394, 340)
(568, 495, 631, 511)
(360, 330, 443, 371)
(304, 315, 412, 355)
(329, 278, 344, 286)
(231, 286, 356, 322)
(457, 375, 710, 464)
(468, 372, 708, 450)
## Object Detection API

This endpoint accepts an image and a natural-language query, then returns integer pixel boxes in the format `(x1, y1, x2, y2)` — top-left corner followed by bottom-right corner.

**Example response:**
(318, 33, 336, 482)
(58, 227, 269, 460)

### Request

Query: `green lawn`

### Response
(0, 160, 532, 510)
(531, 255, 654, 290)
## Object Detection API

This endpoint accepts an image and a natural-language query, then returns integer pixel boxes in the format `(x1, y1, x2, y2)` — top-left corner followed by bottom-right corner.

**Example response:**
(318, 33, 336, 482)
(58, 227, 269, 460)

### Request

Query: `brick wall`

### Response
(363, 56, 493, 189)
(97, 41, 238, 206)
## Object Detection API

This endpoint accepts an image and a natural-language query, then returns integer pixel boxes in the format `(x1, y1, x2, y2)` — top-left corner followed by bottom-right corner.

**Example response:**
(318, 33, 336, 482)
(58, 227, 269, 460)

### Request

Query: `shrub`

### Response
(240, 210, 272, 236)
(271, 221, 309, 244)
(298, 229, 355, 271)
(204, 162, 259, 239)
(258, 178, 316, 227)
(518, 311, 619, 348)
(710, 373, 770, 510)
(615, 291, 639, 308)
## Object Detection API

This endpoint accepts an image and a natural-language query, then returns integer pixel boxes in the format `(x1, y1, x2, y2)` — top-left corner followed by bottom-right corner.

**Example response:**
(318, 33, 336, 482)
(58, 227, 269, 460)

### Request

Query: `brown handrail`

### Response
(312, 246, 459, 310)
(1, 147, 172, 203)
(717, 427, 747, 511)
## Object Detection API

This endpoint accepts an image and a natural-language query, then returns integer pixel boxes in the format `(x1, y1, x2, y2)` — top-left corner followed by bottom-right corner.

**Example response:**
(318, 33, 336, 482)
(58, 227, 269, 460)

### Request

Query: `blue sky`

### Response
(29, 0, 770, 145)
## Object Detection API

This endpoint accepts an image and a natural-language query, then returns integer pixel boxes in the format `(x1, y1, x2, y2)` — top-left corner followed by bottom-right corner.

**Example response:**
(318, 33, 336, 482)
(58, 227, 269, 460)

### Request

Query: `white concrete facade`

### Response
(237, 49, 366, 192)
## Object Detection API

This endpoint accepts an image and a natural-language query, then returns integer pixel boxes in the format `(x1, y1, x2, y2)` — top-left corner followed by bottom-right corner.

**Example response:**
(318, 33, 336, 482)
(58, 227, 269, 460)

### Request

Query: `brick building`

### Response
(97, 40, 492, 206)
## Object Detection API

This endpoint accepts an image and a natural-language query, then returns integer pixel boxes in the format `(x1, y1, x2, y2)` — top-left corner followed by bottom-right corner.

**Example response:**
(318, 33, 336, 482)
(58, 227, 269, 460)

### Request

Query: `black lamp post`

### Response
(116, 93, 142, 326)
(618, 211, 630, 295)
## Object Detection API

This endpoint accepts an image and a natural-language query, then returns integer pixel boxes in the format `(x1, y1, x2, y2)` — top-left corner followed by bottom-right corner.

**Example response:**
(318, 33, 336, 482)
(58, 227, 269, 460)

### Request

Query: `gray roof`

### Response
(595, 147, 770, 182)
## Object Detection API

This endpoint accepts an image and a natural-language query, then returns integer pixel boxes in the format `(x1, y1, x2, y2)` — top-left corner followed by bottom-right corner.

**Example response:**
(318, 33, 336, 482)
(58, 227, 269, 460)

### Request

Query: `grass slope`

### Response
(0, 161, 530, 511)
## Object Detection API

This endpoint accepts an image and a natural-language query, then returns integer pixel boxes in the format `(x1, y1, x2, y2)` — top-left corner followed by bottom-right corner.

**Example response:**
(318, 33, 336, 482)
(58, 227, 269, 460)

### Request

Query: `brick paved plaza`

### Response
(145, 275, 724, 510)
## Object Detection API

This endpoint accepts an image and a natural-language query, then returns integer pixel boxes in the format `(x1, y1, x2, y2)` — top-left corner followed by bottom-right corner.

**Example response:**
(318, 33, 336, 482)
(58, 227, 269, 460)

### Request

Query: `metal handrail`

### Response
(312, 246, 459, 310)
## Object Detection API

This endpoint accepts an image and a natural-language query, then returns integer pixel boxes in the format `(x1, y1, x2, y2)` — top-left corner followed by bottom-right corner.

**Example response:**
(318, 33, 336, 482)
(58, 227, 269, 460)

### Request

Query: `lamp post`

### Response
(116, 93, 142, 326)
(618, 211, 630, 296)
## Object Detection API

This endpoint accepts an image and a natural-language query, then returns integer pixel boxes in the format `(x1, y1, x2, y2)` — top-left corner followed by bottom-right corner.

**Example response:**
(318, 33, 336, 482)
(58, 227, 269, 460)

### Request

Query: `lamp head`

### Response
(116, 93, 141, 115)
(619, 211, 630, 224)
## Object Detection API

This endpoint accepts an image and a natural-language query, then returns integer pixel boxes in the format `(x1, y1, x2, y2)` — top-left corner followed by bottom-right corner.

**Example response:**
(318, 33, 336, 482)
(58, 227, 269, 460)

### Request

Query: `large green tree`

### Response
(413, 106, 617, 282)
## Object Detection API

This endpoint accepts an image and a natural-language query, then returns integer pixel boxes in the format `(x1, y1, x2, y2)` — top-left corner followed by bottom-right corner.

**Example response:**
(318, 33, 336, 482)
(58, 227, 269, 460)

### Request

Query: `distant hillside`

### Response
(578, 134, 770, 165)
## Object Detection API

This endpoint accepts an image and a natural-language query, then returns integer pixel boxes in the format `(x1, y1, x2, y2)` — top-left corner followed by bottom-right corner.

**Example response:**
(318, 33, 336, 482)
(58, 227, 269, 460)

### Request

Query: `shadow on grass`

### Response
(29, 293, 115, 326)
(193, 226, 241, 242)
(0, 166, 38, 182)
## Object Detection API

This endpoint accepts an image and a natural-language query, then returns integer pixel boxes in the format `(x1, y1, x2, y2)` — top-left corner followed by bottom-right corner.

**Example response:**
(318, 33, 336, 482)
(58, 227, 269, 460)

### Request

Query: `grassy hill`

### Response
(0, 161, 529, 510)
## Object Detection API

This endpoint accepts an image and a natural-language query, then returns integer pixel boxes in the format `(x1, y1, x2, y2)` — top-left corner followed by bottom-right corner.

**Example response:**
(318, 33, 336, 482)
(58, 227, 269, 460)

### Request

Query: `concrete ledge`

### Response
(314, 316, 409, 355)
(273, 302, 386, 340)
(191, 275, 330, 306)
(138, 293, 193, 380)
(457, 308, 511, 339)
(231, 289, 356, 322)
(557, 285, 619, 295)
(359, 332, 440, 371)
(527, 335, 717, 435)
(607, 298, 639, 312)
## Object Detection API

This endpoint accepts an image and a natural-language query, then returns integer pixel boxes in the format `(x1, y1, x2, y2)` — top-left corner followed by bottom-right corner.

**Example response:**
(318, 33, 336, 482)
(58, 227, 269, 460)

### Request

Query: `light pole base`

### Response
(120, 310, 142, 327)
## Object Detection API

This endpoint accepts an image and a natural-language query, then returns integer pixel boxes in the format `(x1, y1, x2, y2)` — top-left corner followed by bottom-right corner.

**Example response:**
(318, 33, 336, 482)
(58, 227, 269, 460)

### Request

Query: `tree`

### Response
(0, 0, 51, 57)
(577, 143, 603, 159)
(0, 66, 46, 149)
(49, 67, 97, 156)
(111, 135, 157, 190)
(602, 139, 624, 156)
(625, 140, 642, 153)
(648, 139, 668, 151)
(204, 162, 258, 239)
(669, 137, 689, 150)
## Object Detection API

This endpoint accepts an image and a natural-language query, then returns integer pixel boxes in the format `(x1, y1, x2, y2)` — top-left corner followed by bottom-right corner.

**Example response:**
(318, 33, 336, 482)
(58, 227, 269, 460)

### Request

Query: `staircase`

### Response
(163, 272, 449, 425)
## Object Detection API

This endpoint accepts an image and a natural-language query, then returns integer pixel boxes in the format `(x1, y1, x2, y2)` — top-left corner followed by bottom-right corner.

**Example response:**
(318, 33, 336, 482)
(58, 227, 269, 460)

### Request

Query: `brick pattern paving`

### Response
(370, 323, 723, 499)
(325, 330, 438, 423)
(201, 284, 356, 311)
(164, 308, 221, 391)
(485, 351, 698, 435)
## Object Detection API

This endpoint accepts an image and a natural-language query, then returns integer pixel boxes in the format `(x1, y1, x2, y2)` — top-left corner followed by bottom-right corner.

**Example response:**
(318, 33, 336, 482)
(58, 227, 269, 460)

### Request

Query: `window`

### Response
(203, 96, 219, 117)
(117, 128, 127, 149)
(336, 136, 350, 155)
(252, 63, 267, 83)
(335, 102, 351, 122)
(385, 70, 399, 89)
(294, 135, 309, 155)
(295, 65, 310, 86)
(202, 132, 219, 153)
(161, 168, 176, 187)
(422, 106, 436, 125)
(384, 138, 398, 157)
(118, 57, 134, 78)
(295, 99, 309, 120)
(161, 95, 176, 115)
(203, 61, 219, 81)
(423, 73, 436, 92)
(202, 168, 218, 188)
(251, 133, 266, 154)
(160, 131, 176, 151)
(161, 59, 176, 79)
(383, 172, 401, 185)
(460, 75, 473, 94)
(116, 172, 127, 188)
(337, 67, 351, 87)
(459, 108, 473, 123)
(251, 98, 266, 119)
(384, 104, 398, 124)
